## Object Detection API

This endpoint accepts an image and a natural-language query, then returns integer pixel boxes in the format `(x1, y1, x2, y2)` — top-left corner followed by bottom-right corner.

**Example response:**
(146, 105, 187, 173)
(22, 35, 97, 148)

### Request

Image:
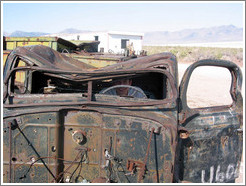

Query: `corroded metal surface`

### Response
(3, 45, 243, 183)
(176, 59, 243, 183)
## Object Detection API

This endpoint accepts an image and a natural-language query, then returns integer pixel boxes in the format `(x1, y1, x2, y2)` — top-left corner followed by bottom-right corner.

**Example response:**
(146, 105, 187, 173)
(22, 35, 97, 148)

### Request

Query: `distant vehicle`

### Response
(2, 45, 243, 183)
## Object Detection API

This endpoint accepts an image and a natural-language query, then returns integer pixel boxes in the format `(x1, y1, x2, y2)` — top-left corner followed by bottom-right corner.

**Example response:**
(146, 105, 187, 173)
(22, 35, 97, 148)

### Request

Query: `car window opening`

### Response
(11, 69, 169, 101)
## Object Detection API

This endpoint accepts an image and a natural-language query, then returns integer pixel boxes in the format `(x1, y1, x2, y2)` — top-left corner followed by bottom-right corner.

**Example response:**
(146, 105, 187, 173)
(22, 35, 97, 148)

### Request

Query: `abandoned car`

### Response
(2, 45, 243, 183)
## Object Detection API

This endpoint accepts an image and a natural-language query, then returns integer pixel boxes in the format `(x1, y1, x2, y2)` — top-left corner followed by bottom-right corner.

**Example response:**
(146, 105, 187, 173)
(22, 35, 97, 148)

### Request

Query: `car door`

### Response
(177, 59, 243, 183)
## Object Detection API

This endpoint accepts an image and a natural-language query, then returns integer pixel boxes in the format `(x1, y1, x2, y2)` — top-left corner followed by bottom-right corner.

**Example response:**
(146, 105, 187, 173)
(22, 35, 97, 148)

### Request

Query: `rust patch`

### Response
(91, 177, 107, 183)
(221, 136, 229, 150)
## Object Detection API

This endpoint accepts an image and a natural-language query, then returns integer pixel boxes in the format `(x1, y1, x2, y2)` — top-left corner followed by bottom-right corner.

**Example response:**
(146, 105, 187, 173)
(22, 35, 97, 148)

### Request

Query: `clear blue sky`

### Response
(2, 1, 244, 34)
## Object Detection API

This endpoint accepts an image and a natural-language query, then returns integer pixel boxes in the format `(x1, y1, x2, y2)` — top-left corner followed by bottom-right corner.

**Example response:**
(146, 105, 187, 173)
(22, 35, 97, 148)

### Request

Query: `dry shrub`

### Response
(143, 46, 243, 67)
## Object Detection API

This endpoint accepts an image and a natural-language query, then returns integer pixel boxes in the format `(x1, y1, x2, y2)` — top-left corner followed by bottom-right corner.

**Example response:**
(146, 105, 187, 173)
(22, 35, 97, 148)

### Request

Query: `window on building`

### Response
(94, 36, 99, 41)
(121, 39, 129, 49)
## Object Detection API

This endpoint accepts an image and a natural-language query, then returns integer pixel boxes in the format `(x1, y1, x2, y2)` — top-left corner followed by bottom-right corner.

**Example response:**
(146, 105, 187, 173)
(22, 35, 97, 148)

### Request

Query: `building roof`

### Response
(46, 31, 144, 38)
(107, 31, 144, 36)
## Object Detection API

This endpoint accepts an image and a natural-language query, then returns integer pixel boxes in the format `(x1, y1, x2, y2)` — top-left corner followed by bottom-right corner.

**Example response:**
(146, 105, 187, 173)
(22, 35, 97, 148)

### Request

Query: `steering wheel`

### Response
(100, 85, 147, 98)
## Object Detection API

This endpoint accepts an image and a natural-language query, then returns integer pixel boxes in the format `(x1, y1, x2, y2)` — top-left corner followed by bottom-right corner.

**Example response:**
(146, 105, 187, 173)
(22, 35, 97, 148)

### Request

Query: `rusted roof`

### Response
(8, 45, 177, 72)
(9, 45, 96, 71)
(5, 45, 178, 86)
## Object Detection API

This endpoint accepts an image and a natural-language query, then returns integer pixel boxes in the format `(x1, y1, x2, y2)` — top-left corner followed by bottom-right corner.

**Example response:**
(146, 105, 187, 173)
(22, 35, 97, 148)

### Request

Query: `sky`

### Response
(2, 1, 245, 34)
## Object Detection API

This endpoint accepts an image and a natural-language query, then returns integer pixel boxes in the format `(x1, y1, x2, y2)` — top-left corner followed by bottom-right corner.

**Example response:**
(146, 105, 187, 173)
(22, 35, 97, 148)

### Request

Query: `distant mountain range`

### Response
(58, 28, 90, 34)
(3, 25, 243, 44)
(143, 25, 243, 45)
(3, 28, 90, 37)
(4, 30, 50, 37)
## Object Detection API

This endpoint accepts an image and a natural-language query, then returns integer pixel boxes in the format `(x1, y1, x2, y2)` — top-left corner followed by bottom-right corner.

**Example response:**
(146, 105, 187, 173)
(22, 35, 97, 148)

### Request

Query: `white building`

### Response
(47, 31, 144, 55)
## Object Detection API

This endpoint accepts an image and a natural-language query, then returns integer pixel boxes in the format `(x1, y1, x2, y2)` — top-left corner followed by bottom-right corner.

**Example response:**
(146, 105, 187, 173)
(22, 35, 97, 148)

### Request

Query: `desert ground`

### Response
(178, 63, 236, 107)
(178, 63, 244, 183)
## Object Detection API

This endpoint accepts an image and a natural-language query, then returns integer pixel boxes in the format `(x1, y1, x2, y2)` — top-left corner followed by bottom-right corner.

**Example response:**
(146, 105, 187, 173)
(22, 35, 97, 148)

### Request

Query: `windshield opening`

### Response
(11, 69, 169, 101)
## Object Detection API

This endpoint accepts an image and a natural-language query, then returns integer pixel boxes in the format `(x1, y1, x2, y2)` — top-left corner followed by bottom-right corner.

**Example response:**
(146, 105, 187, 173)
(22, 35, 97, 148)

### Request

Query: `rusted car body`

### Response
(2, 45, 243, 183)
